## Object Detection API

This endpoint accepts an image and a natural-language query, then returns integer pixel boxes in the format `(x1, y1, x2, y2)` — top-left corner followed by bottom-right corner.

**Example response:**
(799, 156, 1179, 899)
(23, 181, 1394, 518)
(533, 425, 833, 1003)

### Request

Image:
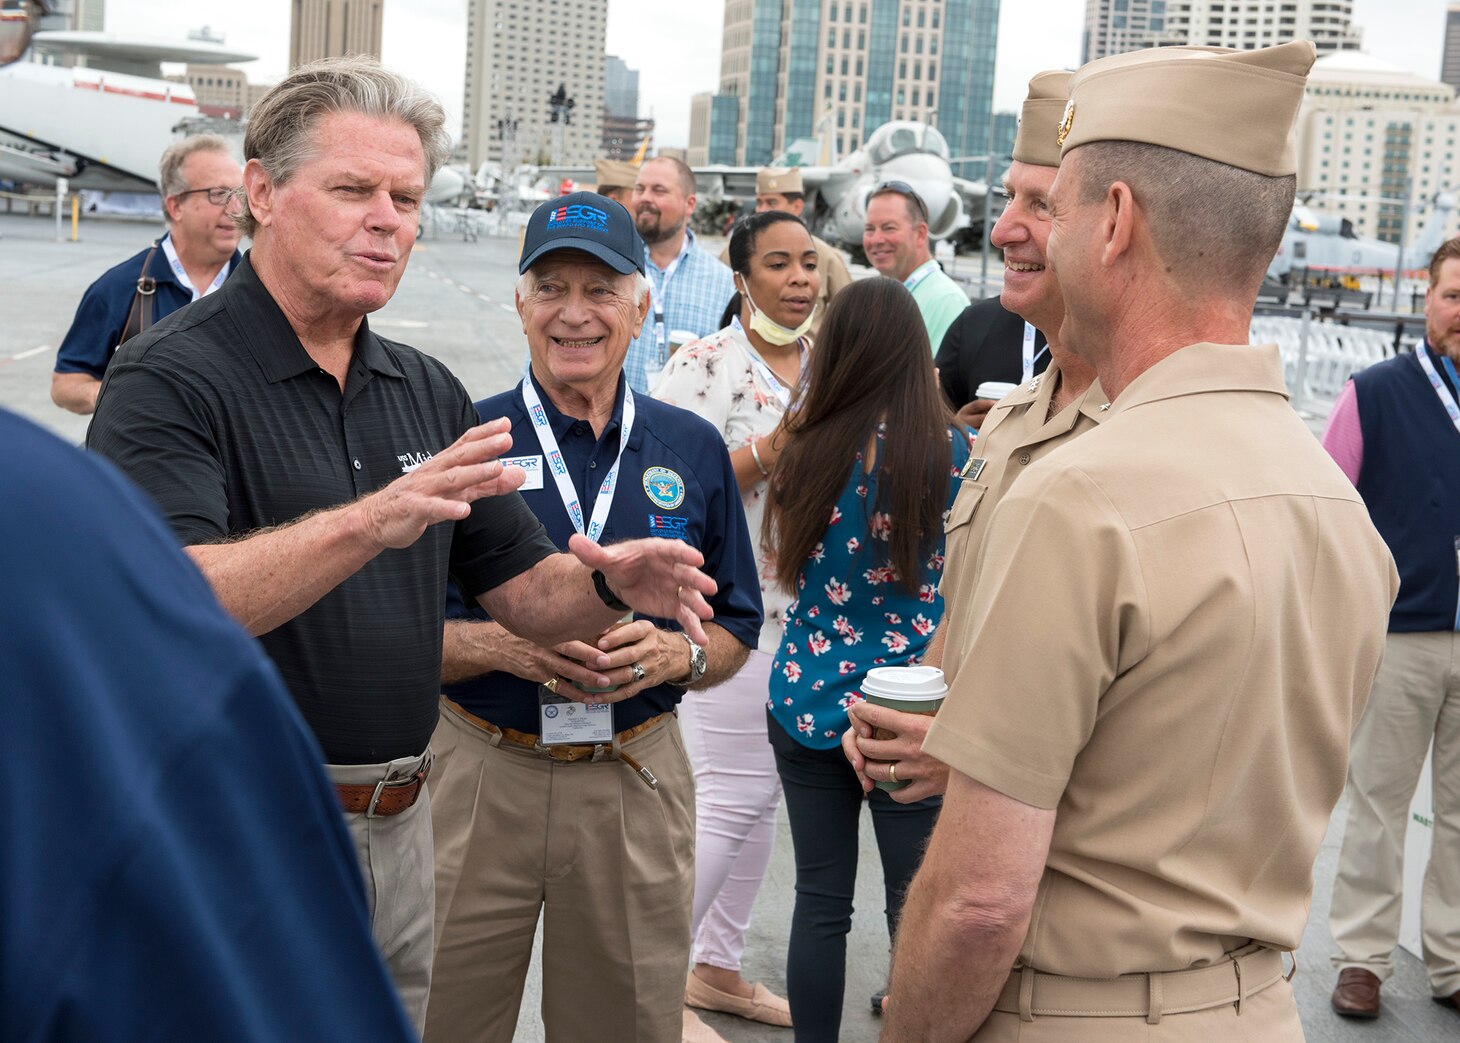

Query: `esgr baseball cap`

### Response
(519, 191, 645, 275)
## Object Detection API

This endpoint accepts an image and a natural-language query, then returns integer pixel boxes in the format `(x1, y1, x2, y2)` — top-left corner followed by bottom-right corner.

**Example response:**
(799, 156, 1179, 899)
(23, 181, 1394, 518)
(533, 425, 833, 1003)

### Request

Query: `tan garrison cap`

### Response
(1059, 40, 1315, 177)
(757, 167, 804, 195)
(593, 158, 639, 191)
(1012, 70, 1072, 168)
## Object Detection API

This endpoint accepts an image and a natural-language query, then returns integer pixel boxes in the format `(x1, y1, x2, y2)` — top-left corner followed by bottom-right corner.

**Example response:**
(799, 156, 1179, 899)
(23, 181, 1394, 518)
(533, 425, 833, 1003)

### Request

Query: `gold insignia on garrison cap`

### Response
(1056, 100, 1075, 148)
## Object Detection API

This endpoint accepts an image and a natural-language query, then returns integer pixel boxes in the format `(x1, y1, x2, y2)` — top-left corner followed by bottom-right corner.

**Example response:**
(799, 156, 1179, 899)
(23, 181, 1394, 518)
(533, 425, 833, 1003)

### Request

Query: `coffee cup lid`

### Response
(862, 665, 948, 700)
(975, 381, 1018, 401)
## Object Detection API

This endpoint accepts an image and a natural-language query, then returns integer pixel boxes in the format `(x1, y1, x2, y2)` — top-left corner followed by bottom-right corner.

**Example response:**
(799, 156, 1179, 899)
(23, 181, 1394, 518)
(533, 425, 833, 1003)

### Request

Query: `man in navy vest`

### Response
(1324, 238, 1460, 1020)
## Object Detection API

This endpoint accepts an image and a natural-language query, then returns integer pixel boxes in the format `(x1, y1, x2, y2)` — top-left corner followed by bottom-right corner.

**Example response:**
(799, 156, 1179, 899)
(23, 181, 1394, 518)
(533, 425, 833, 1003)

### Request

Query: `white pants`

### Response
(327, 751, 437, 1034)
(679, 650, 783, 971)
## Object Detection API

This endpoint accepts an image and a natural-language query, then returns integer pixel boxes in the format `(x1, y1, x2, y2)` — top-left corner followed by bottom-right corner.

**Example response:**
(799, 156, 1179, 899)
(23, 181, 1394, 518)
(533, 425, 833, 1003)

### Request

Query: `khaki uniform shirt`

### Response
(924, 342, 1398, 978)
(938, 363, 1106, 690)
(718, 234, 851, 339)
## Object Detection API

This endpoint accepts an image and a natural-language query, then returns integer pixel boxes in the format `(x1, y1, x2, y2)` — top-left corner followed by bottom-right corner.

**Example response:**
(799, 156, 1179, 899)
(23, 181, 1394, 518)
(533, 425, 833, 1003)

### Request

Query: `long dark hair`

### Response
(719, 210, 809, 328)
(763, 278, 955, 595)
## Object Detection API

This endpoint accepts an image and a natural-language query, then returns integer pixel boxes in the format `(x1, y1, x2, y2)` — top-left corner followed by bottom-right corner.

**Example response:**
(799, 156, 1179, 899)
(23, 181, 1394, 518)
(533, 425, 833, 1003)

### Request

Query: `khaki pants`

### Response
(971, 976, 1303, 1041)
(326, 753, 437, 1034)
(1329, 630, 1460, 995)
(424, 699, 696, 1043)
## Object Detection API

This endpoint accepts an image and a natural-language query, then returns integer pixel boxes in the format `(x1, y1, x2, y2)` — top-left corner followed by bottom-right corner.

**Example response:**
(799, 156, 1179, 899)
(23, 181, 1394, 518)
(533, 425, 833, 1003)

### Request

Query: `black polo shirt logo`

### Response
(397, 450, 433, 473)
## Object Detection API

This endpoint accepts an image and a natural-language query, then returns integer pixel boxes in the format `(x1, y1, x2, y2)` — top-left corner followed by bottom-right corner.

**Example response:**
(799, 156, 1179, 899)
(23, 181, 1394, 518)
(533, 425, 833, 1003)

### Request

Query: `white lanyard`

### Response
(160, 235, 229, 301)
(649, 234, 692, 360)
(1416, 342, 1460, 437)
(730, 316, 806, 410)
(1021, 322, 1049, 382)
(903, 259, 939, 293)
(520, 377, 635, 542)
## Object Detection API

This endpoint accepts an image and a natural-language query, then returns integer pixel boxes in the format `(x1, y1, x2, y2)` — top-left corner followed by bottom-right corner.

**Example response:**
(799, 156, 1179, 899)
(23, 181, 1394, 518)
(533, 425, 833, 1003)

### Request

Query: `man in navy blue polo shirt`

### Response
(51, 134, 242, 414)
(425, 193, 762, 1043)
(1, 406, 416, 1042)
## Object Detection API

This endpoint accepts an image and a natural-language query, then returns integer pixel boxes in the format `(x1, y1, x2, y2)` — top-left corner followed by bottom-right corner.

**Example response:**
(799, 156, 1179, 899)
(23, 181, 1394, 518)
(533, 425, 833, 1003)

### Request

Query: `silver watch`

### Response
(678, 631, 707, 684)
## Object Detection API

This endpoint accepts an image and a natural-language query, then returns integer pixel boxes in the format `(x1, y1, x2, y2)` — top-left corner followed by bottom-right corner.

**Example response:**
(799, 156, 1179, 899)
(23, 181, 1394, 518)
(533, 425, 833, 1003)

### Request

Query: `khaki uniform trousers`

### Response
(424, 698, 696, 1043)
(1330, 630, 1460, 995)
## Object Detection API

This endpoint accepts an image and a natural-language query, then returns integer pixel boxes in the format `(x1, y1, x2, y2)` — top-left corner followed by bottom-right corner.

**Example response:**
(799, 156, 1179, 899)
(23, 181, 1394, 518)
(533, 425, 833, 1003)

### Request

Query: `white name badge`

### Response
(502, 454, 544, 491)
(538, 693, 614, 745)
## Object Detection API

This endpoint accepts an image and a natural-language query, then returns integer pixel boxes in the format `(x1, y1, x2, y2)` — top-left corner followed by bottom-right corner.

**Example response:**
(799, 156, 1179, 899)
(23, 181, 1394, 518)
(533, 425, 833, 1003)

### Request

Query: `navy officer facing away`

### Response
(425, 193, 762, 1043)
(86, 60, 717, 1032)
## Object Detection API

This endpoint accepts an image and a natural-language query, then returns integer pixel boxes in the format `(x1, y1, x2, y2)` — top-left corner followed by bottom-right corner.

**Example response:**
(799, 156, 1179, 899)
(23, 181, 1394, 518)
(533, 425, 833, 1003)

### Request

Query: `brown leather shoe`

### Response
(1331, 968, 1381, 1018)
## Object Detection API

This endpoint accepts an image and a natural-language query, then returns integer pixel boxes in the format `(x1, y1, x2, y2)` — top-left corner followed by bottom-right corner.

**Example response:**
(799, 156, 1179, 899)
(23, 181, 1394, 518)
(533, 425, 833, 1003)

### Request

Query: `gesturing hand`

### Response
(358, 419, 526, 550)
(567, 533, 716, 646)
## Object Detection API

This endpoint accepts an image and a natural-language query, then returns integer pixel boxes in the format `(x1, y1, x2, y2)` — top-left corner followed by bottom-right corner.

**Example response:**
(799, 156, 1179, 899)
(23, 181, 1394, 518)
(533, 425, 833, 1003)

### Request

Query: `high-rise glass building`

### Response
(689, 0, 1000, 174)
(605, 55, 639, 120)
(1082, 0, 1363, 64)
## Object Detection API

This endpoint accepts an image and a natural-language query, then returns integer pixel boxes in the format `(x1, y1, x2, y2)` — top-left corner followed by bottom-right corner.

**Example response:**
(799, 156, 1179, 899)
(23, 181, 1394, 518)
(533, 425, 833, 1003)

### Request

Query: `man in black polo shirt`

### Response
(87, 57, 716, 1032)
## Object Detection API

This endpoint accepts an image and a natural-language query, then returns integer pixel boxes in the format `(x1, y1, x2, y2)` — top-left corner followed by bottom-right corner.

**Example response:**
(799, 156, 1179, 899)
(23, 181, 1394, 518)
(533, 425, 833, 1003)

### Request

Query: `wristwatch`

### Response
(677, 631, 707, 684)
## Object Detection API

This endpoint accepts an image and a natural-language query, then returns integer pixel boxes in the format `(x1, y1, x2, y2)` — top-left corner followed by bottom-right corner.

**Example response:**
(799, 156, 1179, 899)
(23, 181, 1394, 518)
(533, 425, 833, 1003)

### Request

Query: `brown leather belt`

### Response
(334, 753, 433, 817)
(992, 944, 1290, 1024)
(442, 697, 668, 788)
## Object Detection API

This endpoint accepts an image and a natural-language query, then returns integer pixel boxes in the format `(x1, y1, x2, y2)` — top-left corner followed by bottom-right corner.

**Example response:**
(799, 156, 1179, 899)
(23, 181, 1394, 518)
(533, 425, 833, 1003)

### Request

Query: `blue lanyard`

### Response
(520, 378, 634, 542)
(903, 259, 939, 293)
(1416, 342, 1460, 437)
(1021, 322, 1048, 382)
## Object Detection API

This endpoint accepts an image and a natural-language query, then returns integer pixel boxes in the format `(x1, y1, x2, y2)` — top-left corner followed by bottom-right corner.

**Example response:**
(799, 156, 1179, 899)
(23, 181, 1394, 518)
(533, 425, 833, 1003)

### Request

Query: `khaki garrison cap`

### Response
(1012, 70, 1072, 168)
(1059, 40, 1316, 177)
(593, 158, 639, 191)
(756, 167, 804, 195)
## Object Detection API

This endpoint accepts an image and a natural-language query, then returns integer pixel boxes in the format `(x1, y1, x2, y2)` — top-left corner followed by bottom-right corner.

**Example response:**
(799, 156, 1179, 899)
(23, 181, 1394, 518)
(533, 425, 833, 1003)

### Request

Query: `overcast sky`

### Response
(110, 0, 1445, 149)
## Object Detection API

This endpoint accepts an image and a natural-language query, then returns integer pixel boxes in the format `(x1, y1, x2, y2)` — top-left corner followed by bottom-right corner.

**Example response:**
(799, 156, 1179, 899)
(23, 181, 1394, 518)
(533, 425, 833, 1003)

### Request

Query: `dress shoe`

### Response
(1434, 990, 1460, 1014)
(685, 970, 794, 1028)
(1330, 967, 1381, 1018)
(682, 1007, 730, 1043)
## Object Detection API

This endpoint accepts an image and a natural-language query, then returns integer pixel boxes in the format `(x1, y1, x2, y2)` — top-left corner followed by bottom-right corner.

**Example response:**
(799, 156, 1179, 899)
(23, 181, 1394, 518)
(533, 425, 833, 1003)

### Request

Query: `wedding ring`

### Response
(888, 762, 899, 784)
(631, 662, 646, 683)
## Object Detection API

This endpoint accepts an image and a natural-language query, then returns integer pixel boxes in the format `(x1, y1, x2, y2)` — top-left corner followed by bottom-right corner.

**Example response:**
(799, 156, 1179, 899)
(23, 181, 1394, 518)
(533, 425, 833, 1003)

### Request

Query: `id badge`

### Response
(537, 683, 613, 745)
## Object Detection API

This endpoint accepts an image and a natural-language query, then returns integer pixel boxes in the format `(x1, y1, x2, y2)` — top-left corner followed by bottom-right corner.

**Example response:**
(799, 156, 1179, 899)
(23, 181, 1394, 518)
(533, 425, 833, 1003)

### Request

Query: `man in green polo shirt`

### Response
(862, 181, 967, 351)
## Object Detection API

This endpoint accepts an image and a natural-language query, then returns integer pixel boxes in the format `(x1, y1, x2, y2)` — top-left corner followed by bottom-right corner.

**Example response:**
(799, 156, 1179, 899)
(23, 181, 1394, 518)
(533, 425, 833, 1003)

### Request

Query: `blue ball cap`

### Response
(519, 191, 645, 276)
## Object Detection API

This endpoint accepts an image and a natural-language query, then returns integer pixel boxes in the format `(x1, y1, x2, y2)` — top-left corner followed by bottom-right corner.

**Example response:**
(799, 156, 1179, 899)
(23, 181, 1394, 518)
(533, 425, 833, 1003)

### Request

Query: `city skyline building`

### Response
(605, 54, 639, 119)
(289, 0, 383, 69)
(688, 0, 1000, 174)
(1297, 51, 1460, 247)
(461, 0, 606, 169)
(1443, 3, 1460, 93)
(1082, 0, 1363, 64)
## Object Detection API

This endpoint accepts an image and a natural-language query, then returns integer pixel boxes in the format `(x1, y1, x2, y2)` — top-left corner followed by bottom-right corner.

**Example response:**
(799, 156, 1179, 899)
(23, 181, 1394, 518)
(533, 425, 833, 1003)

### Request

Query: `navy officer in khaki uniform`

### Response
(882, 42, 1399, 1041)
(842, 70, 1104, 806)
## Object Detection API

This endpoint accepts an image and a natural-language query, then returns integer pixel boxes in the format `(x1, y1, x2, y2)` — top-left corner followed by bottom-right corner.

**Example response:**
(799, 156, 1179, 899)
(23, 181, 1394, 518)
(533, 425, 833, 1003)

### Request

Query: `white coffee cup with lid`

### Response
(859, 666, 949, 790)
(975, 381, 1018, 401)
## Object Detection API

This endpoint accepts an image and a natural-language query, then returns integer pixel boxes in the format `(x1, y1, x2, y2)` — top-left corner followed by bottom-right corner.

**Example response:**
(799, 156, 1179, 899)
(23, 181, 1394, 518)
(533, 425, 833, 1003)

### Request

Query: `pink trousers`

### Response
(678, 649, 783, 970)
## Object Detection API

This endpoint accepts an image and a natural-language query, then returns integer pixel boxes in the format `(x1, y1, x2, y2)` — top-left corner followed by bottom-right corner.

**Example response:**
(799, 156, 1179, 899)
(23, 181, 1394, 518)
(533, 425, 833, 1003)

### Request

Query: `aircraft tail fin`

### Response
(1413, 192, 1456, 266)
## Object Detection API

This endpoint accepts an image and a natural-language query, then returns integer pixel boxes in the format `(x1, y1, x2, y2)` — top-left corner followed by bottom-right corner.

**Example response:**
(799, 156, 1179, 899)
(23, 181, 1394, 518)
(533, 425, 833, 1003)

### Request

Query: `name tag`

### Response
(538, 688, 614, 745)
(962, 457, 986, 481)
(502, 454, 544, 491)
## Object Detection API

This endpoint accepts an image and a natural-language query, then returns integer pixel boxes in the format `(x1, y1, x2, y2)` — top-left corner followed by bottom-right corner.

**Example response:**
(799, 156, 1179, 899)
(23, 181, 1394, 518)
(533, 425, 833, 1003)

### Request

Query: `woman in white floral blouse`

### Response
(655, 211, 820, 1034)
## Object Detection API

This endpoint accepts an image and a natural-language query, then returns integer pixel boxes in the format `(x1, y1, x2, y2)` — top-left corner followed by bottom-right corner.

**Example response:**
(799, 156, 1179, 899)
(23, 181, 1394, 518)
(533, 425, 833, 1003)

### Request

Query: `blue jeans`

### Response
(768, 710, 942, 1043)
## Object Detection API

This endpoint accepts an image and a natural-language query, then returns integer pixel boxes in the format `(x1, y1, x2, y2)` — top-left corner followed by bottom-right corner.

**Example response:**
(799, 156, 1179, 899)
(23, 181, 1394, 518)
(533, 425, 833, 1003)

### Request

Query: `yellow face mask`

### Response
(739, 279, 813, 346)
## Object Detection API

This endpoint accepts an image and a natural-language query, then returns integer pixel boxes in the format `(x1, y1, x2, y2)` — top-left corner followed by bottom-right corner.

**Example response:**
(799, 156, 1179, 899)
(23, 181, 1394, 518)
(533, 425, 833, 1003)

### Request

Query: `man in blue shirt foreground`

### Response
(425, 193, 762, 1043)
(0, 406, 415, 1042)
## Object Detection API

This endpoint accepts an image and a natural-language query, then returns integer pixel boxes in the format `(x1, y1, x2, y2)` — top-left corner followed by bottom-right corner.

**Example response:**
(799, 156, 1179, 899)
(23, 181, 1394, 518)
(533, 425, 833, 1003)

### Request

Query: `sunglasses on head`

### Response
(872, 180, 929, 224)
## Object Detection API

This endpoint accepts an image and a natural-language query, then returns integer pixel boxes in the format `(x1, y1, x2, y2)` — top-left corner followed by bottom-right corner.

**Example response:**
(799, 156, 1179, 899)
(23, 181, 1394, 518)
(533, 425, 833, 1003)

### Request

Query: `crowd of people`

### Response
(8, 35, 1458, 1043)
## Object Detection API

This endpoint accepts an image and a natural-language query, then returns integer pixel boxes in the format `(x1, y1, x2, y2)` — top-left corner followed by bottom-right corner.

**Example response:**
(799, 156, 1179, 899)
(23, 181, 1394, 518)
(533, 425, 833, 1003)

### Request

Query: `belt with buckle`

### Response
(442, 697, 667, 789)
(335, 753, 433, 817)
(991, 944, 1290, 1024)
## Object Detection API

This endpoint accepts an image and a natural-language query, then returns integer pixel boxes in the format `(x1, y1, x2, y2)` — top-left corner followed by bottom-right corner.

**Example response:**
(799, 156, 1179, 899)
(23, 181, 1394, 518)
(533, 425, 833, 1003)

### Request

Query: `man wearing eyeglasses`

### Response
(863, 181, 968, 352)
(51, 135, 242, 415)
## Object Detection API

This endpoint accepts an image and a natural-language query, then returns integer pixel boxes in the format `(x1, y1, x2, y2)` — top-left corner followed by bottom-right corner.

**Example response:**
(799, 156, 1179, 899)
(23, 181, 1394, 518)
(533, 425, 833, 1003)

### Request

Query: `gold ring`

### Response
(543, 677, 559, 694)
(888, 762, 899, 784)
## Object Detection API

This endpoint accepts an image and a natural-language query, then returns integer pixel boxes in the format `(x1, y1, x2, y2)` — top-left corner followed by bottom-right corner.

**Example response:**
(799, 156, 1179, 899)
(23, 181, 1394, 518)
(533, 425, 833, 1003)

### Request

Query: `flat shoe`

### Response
(685, 972, 794, 1028)
(682, 1007, 730, 1043)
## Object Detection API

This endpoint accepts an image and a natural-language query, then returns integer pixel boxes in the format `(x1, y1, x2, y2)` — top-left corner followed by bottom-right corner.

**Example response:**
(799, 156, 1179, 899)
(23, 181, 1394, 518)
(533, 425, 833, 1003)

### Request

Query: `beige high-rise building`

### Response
(461, 0, 606, 170)
(289, 0, 384, 69)
(1297, 52, 1460, 246)
(1082, 0, 1363, 64)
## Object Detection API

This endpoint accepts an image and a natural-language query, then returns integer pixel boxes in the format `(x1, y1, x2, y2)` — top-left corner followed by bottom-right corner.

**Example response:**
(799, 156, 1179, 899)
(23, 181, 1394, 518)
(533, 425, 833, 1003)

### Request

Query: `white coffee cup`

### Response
(975, 381, 1018, 401)
(860, 666, 949, 790)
